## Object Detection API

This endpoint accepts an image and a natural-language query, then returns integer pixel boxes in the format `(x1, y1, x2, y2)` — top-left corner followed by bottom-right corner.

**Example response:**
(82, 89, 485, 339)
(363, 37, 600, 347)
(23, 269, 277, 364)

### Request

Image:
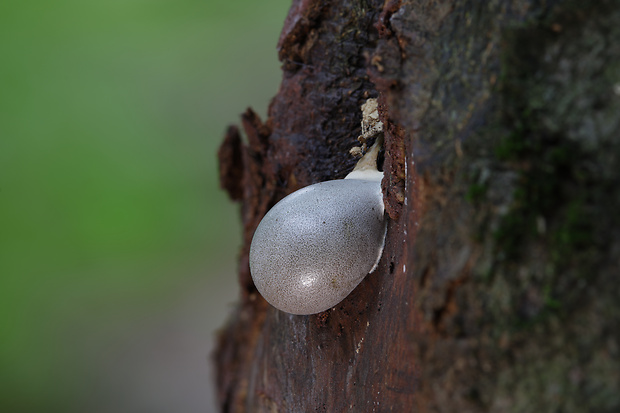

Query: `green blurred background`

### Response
(0, 0, 290, 411)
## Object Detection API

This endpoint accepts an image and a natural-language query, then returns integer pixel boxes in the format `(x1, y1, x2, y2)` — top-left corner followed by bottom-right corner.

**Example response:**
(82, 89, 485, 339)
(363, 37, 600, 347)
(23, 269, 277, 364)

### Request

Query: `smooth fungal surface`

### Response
(249, 179, 386, 315)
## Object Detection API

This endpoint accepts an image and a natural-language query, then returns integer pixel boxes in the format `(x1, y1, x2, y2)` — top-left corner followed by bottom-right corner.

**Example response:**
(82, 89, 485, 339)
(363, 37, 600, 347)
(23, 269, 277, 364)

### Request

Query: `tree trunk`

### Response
(216, 0, 620, 411)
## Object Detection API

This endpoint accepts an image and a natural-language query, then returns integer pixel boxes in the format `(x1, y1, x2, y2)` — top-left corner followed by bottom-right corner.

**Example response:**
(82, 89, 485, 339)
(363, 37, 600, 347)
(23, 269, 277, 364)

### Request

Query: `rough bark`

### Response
(216, 0, 620, 411)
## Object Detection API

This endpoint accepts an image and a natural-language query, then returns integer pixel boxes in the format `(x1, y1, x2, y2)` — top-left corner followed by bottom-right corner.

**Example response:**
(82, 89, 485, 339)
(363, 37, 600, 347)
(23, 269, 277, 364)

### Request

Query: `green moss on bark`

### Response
(481, 3, 620, 411)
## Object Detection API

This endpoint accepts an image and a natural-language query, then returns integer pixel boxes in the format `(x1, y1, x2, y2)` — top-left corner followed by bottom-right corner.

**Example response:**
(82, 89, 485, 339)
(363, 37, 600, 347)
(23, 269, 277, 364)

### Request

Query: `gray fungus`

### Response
(249, 167, 386, 315)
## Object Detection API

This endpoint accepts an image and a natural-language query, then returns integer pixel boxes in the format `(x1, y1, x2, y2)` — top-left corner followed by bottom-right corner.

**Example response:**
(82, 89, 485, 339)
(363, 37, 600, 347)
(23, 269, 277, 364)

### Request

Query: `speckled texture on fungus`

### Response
(249, 179, 386, 315)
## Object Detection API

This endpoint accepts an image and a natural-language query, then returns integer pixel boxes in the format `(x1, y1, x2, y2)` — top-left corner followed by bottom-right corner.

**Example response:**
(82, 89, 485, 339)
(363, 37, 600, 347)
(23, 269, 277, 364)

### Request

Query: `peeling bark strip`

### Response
(216, 1, 620, 412)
